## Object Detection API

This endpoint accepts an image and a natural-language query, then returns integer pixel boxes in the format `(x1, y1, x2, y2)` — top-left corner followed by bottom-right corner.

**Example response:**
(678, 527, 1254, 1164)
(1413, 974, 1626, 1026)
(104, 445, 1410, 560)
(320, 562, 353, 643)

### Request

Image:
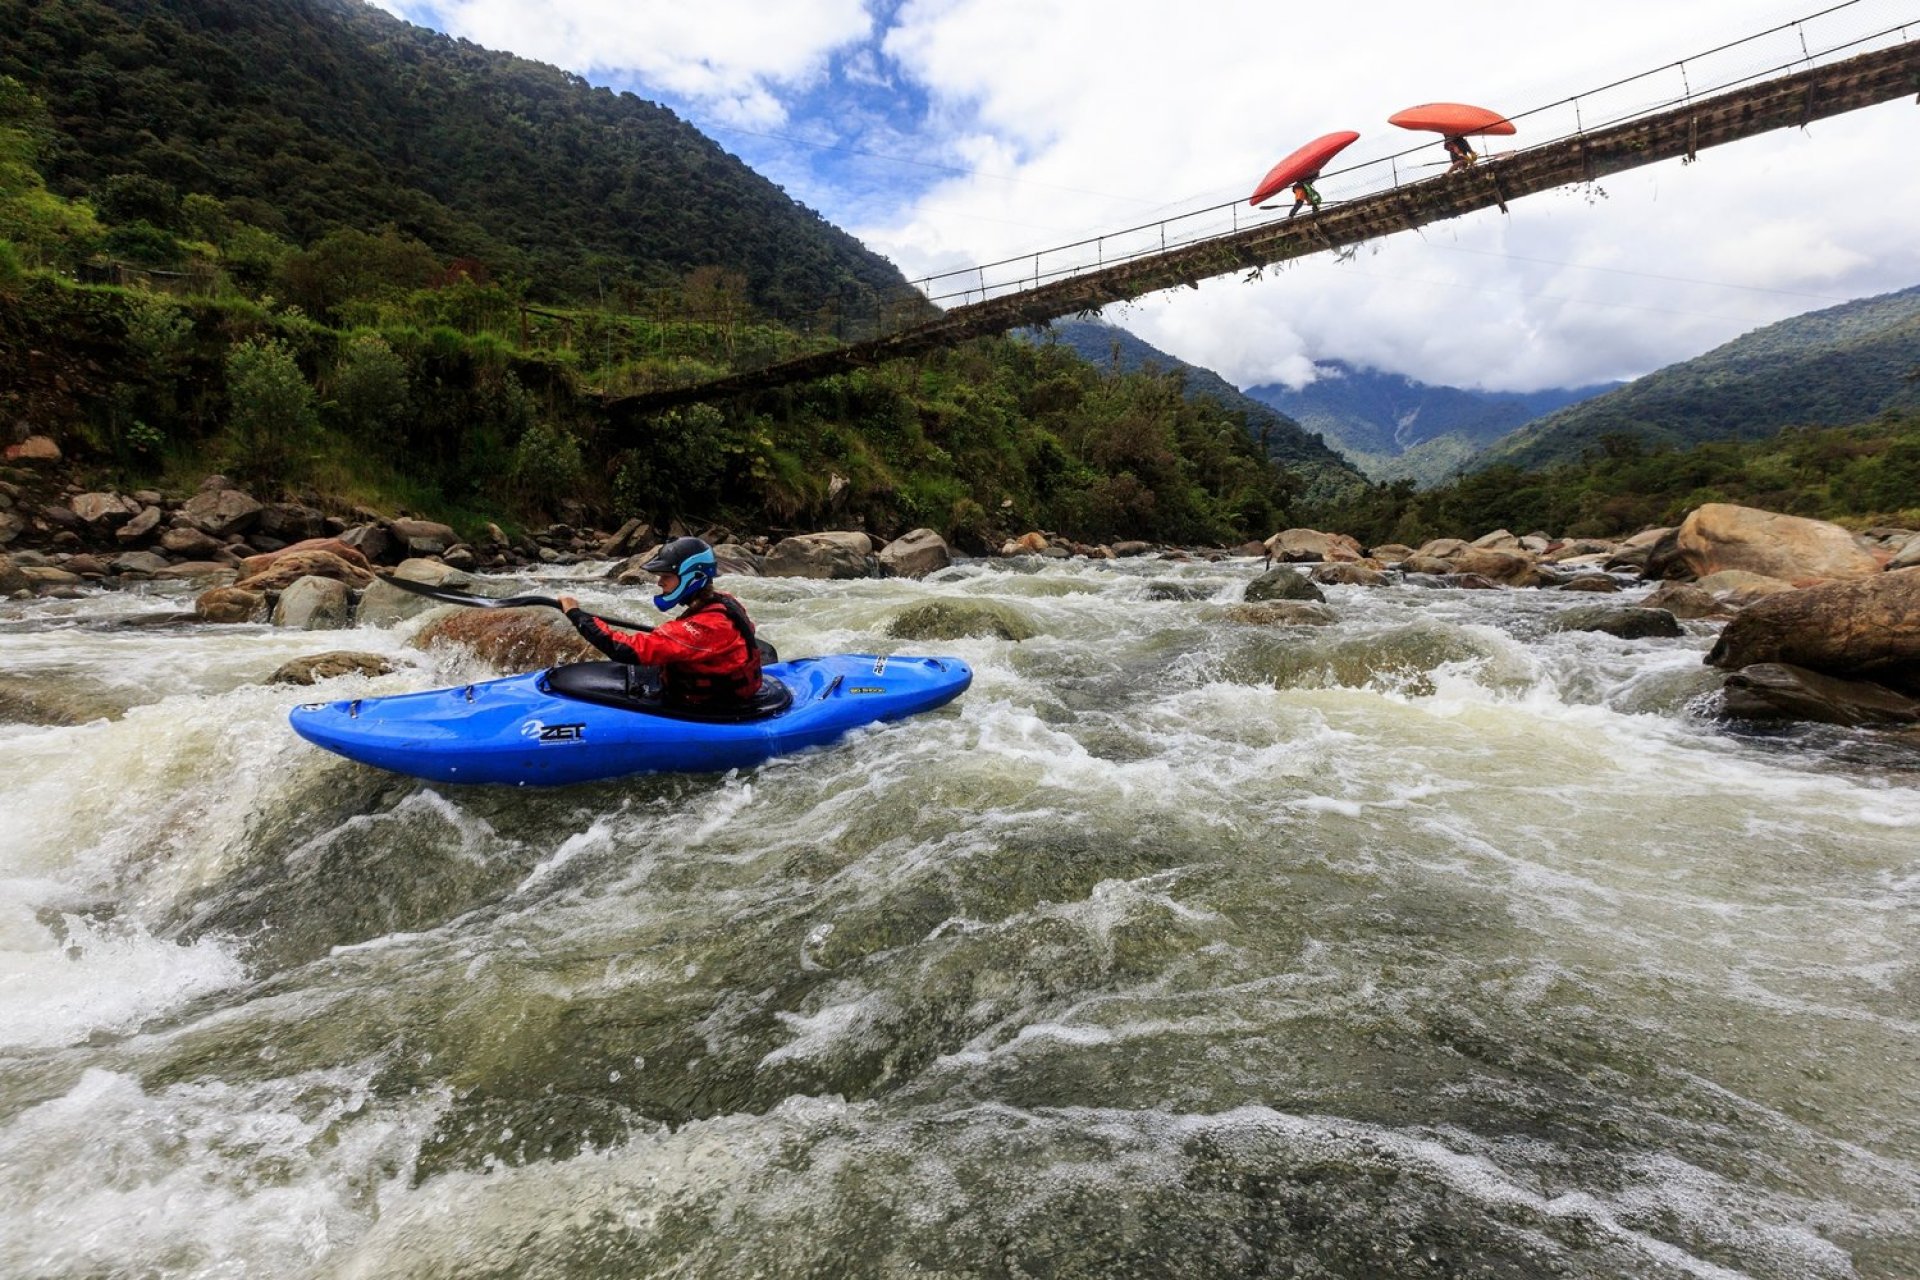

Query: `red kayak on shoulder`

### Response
(1388, 103, 1516, 136)
(1248, 130, 1360, 206)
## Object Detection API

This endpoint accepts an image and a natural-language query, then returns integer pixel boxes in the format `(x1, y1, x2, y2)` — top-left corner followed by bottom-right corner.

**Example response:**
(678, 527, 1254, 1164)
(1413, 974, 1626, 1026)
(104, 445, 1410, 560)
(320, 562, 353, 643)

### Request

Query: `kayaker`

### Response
(1287, 175, 1323, 220)
(1443, 135, 1477, 171)
(556, 536, 763, 708)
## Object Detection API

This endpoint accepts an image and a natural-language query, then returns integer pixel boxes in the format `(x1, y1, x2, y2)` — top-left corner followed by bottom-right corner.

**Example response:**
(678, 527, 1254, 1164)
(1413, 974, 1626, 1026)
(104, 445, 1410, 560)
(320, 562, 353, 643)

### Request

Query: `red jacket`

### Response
(567, 592, 762, 706)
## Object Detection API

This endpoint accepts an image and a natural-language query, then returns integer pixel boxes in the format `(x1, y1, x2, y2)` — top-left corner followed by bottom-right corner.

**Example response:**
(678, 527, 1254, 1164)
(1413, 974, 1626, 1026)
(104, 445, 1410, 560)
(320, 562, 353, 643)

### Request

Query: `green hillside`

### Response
(1476, 284, 1920, 471)
(1023, 320, 1368, 501)
(0, 0, 924, 322)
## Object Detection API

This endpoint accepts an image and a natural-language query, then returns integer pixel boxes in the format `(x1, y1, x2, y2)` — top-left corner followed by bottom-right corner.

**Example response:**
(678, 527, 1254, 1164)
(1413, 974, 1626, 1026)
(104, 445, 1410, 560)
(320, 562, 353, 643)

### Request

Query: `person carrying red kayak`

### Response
(1442, 135, 1477, 171)
(1288, 175, 1323, 220)
(557, 536, 762, 709)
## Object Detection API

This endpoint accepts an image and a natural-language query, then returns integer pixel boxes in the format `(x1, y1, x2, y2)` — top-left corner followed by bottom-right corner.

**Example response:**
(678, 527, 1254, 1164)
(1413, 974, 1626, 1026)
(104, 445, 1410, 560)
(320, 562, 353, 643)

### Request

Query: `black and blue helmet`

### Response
(643, 536, 719, 611)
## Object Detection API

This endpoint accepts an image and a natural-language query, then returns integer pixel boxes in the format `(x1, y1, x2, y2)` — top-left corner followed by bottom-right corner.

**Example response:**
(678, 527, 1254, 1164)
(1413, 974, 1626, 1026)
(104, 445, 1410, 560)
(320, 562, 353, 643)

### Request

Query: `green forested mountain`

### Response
(0, 0, 922, 320)
(1475, 284, 1920, 471)
(1022, 320, 1367, 500)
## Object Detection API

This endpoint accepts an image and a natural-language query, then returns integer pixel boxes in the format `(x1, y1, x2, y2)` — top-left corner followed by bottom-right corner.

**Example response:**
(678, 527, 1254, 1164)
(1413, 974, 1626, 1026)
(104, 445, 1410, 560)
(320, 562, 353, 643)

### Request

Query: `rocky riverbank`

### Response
(3, 442, 1915, 734)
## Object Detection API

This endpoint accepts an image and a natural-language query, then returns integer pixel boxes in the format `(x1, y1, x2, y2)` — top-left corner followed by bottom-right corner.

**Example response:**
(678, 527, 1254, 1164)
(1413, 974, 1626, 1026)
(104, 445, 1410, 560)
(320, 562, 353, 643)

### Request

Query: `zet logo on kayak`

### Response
(848, 686, 884, 694)
(521, 720, 586, 743)
(871, 657, 889, 676)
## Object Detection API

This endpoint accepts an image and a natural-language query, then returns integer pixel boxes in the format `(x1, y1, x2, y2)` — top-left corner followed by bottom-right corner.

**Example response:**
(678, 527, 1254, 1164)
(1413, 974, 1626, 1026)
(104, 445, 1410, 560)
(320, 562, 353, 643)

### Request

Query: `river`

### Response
(2, 557, 1916, 1278)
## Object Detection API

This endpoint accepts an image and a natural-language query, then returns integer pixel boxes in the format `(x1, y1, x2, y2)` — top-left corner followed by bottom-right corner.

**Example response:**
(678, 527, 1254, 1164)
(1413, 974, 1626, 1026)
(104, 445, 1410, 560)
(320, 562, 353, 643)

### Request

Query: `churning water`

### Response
(2, 558, 1916, 1278)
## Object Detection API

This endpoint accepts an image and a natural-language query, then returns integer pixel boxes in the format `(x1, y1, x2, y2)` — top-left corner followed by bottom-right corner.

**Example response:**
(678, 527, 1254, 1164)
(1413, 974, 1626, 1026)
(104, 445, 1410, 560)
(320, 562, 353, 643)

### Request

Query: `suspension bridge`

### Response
(605, 6, 1920, 422)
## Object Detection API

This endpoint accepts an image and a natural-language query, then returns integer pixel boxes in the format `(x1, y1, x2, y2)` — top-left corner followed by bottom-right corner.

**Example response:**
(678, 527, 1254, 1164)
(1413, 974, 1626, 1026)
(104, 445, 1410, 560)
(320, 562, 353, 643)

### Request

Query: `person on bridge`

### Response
(1442, 134, 1477, 171)
(1287, 175, 1324, 219)
(556, 536, 763, 709)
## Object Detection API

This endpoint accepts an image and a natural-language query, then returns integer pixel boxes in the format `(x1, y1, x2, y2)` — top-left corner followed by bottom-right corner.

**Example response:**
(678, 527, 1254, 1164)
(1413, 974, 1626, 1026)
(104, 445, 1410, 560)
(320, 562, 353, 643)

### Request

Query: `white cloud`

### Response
(373, 0, 873, 124)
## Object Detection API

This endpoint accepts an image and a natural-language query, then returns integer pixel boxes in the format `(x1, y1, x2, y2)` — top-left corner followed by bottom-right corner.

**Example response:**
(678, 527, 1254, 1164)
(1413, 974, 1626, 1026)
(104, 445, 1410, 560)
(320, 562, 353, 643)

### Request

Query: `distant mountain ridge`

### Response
(1475, 283, 1920, 471)
(1244, 361, 1617, 487)
(1022, 320, 1368, 498)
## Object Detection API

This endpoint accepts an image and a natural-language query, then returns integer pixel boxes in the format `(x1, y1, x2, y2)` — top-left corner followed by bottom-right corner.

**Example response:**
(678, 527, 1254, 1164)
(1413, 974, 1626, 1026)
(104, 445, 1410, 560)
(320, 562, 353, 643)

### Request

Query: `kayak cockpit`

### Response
(539, 661, 795, 723)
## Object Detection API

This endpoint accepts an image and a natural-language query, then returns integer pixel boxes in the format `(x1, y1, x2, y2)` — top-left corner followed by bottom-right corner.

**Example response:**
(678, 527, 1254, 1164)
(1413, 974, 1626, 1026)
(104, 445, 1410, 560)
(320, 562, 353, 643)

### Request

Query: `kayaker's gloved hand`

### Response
(557, 595, 581, 616)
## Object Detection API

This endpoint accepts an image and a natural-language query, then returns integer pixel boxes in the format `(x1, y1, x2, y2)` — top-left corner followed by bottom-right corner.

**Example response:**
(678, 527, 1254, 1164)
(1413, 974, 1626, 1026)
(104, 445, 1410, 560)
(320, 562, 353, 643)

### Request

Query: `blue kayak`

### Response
(289, 654, 972, 786)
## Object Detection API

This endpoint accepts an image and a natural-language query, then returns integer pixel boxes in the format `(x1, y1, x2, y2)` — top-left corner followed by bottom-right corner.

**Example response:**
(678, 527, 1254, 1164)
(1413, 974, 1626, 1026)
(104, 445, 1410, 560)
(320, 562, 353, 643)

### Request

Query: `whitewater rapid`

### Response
(2, 558, 1915, 1278)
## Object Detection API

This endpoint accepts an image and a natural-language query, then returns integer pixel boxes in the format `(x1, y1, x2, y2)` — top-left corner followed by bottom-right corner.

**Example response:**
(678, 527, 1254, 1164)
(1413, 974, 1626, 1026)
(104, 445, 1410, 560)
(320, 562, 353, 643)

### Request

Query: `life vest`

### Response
(667, 593, 762, 705)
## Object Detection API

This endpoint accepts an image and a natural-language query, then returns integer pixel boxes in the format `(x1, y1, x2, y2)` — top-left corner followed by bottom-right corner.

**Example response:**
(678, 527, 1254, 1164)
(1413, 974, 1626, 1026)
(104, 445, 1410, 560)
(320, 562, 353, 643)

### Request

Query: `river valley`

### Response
(2, 556, 1916, 1278)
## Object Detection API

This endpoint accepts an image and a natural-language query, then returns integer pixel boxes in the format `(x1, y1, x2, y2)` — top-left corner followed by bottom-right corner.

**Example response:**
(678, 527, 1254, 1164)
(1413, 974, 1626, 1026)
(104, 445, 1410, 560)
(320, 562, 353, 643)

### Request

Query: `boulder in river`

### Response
(0, 552, 27, 595)
(356, 558, 479, 627)
(232, 549, 373, 593)
(239, 539, 372, 581)
(272, 575, 354, 630)
(1719, 662, 1920, 727)
(194, 586, 268, 624)
(1663, 503, 1883, 583)
(1310, 563, 1389, 588)
(412, 606, 597, 672)
(1558, 574, 1619, 593)
(1548, 605, 1684, 640)
(878, 528, 952, 579)
(1637, 581, 1730, 620)
(1244, 568, 1326, 603)
(389, 517, 460, 557)
(1705, 570, 1920, 692)
(764, 531, 874, 579)
(1223, 602, 1339, 627)
(884, 598, 1037, 642)
(1695, 569, 1795, 608)
(1264, 528, 1363, 564)
(269, 651, 398, 686)
(182, 487, 263, 537)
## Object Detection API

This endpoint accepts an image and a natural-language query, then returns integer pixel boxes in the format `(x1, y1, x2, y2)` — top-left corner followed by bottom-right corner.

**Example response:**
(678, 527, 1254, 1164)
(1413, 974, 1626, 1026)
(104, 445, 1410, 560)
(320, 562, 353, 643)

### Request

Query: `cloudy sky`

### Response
(370, 0, 1920, 394)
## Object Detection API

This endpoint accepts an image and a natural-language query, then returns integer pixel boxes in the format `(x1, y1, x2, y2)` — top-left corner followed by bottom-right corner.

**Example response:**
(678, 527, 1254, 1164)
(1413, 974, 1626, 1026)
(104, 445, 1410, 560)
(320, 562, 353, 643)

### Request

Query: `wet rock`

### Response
(182, 487, 263, 537)
(1449, 547, 1545, 587)
(1471, 528, 1521, 549)
(115, 504, 163, 545)
(1310, 563, 1389, 588)
(0, 553, 28, 595)
(109, 550, 170, 578)
(1110, 540, 1153, 557)
(71, 492, 140, 527)
(152, 562, 237, 585)
(1695, 568, 1796, 608)
(272, 575, 354, 630)
(269, 651, 397, 686)
(1638, 581, 1729, 620)
(597, 517, 651, 558)
(1143, 580, 1213, 602)
(1548, 605, 1684, 639)
(1400, 554, 1454, 576)
(710, 543, 761, 576)
(233, 549, 373, 594)
(1443, 573, 1500, 590)
(356, 558, 479, 627)
(194, 586, 268, 624)
(239, 538, 372, 581)
(256, 502, 329, 543)
(883, 599, 1038, 642)
(1719, 662, 1920, 727)
(1705, 570, 1920, 691)
(1004, 531, 1049, 555)
(1264, 527, 1363, 564)
(412, 606, 597, 672)
(0, 674, 129, 725)
(878, 528, 952, 579)
(4, 435, 61, 464)
(1605, 526, 1673, 572)
(339, 522, 396, 565)
(389, 517, 459, 557)
(1368, 543, 1416, 563)
(1244, 568, 1326, 603)
(1890, 532, 1920, 572)
(764, 531, 874, 579)
(1223, 602, 1339, 626)
(20, 565, 80, 589)
(1665, 503, 1881, 583)
(1558, 574, 1619, 593)
(0, 510, 21, 545)
(160, 525, 227, 559)
(1544, 538, 1620, 563)
(440, 543, 478, 570)
(1415, 537, 1471, 560)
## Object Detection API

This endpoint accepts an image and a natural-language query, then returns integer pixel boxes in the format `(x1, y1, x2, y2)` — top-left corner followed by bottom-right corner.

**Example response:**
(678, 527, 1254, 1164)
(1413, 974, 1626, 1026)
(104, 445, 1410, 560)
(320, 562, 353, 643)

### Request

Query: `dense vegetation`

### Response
(0, 0, 924, 326)
(1022, 320, 1366, 501)
(1302, 414, 1920, 546)
(1477, 285, 1920, 471)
